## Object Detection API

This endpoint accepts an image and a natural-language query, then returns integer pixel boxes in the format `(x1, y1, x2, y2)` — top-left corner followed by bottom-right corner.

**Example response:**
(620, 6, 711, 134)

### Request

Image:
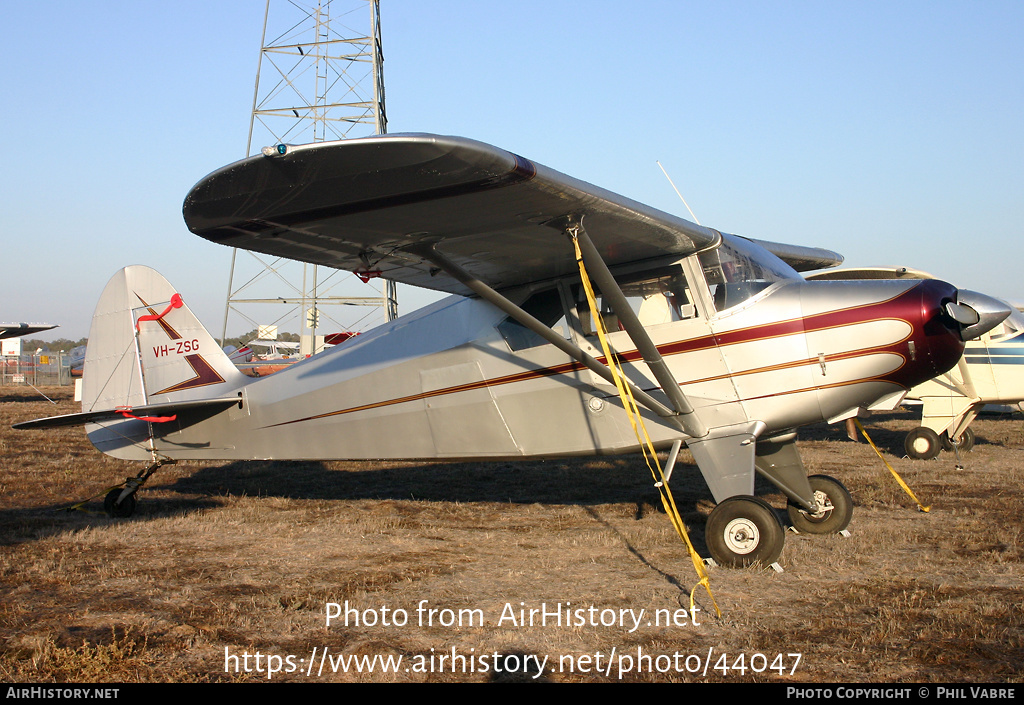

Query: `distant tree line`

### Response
(18, 337, 88, 353)
(18, 329, 303, 354)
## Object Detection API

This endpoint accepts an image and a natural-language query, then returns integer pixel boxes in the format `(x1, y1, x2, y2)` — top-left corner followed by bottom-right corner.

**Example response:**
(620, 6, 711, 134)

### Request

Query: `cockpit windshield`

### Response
(698, 235, 801, 312)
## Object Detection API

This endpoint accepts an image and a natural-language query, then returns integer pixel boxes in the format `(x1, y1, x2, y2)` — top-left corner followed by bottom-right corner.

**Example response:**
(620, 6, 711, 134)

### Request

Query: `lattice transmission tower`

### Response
(220, 0, 396, 352)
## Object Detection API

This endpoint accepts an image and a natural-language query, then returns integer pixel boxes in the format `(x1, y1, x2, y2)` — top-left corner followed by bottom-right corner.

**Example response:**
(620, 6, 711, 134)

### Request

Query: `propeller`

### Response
(946, 290, 1011, 340)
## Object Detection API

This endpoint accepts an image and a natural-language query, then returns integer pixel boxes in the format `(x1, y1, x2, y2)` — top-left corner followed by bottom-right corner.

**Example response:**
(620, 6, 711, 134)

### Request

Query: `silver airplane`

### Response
(15, 134, 1010, 568)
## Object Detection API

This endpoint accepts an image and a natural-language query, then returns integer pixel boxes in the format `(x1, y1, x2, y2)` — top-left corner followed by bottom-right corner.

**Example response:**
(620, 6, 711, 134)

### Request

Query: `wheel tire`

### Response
(959, 427, 976, 452)
(942, 427, 975, 453)
(705, 496, 784, 568)
(104, 488, 137, 518)
(787, 474, 853, 534)
(904, 427, 941, 460)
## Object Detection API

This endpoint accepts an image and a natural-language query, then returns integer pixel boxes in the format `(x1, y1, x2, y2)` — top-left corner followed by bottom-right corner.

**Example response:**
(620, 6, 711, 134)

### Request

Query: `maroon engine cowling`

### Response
(885, 278, 964, 389)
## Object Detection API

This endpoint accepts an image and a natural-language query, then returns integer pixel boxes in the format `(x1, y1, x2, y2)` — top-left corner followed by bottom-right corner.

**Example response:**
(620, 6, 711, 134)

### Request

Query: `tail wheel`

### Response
(941, 427, 975, 453)
(904, 427, 941, 460)
(787, 474, 852, 534)
(104, 488, 137, 518)
(705, 496, 784, 568)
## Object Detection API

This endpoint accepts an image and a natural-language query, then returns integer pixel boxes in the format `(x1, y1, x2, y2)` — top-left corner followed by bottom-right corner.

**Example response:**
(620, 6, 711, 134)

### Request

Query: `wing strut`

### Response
(566, 219, 708, 439)
(413, 245, 688, 433)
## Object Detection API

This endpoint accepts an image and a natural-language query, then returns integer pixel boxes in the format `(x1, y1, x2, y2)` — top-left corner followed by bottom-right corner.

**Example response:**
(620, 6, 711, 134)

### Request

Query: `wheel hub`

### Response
(722, 518, 760, 555)
(804, 489, 834, 520)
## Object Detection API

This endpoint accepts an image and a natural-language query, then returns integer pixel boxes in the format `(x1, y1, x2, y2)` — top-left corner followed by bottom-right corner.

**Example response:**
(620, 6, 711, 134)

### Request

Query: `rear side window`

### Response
(497, 288, 568, 351)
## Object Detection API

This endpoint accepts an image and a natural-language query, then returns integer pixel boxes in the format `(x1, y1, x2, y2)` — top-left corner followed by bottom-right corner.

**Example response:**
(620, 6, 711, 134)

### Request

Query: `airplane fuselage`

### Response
(88, 252, 965, 465)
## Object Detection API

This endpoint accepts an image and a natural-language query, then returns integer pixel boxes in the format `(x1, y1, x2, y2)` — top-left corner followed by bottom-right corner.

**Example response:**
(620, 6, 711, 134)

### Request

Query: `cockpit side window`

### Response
(698, 237, 799, 312)
(496, 263, 700, 352)
(496, 288, 568, 351)
(574, 264, 697, 337)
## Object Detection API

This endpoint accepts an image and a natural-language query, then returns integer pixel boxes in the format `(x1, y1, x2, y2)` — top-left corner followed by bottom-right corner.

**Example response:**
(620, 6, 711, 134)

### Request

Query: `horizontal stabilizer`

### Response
(13, 397, 239, 430)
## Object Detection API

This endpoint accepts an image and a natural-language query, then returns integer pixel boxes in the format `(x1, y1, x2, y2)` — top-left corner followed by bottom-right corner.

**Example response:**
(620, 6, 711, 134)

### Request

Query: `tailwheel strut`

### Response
(103, 458, 176, 518)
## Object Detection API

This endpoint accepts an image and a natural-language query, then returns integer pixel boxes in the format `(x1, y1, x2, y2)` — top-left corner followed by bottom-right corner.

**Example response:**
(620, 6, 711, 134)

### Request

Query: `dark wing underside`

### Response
(183, 134, 724, 295)
(0, 323, 57, 340)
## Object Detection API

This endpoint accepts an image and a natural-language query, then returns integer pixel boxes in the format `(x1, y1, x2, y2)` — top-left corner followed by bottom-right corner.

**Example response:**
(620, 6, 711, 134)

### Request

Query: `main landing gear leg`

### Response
(755, 434, 853, 535)
(940, 426, 975, 453)
(104, 458, 176, 518)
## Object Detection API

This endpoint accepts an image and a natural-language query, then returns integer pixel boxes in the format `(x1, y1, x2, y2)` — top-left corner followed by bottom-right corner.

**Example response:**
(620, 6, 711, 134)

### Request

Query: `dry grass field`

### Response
(1, 386, 1022, 683)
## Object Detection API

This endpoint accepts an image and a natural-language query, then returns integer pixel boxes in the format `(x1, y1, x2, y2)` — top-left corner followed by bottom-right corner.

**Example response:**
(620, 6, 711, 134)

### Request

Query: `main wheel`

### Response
(941, 427, 975, 453)
(787, 474, 853, 534)
(904, 427, 941, 460)
(104, 488, 137, 518)
(705, 496, 784, 568)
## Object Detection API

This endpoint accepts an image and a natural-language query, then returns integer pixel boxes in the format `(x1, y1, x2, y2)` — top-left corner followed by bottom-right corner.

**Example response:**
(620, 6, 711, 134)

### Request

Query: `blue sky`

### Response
(3, 1, 1022, 340)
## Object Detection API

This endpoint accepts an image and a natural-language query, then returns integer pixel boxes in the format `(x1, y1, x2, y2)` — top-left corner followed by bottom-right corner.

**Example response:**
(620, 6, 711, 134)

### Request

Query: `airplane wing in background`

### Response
(184, 134, 839, 294)
(750, 239, 843, 273)
(804, 266, 934, 280)
(0, 323, 57, 340)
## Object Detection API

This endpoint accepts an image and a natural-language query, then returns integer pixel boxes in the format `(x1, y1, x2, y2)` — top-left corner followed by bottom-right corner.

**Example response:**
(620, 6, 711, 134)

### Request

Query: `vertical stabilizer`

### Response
(82, 266, 247, 414)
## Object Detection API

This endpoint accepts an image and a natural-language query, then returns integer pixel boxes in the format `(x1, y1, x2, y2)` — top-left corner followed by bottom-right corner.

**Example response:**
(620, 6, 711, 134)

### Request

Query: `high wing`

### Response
(183, 134, 730, 295)
(0, 323, 57, 340)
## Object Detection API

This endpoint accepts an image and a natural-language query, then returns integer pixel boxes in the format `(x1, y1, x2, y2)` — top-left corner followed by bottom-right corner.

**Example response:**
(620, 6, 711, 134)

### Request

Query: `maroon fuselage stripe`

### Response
(262, 282, 958, 430)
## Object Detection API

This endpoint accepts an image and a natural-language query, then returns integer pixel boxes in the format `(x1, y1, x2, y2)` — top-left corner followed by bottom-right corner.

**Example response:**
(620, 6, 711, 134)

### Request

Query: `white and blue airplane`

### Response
(807, 266, 1024, 459)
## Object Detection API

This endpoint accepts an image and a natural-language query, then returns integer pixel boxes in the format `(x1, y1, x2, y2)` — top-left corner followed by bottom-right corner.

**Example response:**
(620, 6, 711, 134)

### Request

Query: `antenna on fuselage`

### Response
(657, 160, 702, 226)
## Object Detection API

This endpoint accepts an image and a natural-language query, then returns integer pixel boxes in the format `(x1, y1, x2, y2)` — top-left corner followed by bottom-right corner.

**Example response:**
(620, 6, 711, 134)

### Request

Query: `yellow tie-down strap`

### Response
(61, 482, 125, 515)
(572, 235, 720, 618)
(853, 418, 930, 512)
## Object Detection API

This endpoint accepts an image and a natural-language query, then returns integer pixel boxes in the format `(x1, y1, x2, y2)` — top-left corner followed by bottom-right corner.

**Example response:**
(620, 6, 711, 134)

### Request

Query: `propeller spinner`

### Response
(948, 290, 1012, 340)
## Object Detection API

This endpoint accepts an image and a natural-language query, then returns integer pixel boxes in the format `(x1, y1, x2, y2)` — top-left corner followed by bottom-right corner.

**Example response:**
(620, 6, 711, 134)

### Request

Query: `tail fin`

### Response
(82, 265, 247, 414)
